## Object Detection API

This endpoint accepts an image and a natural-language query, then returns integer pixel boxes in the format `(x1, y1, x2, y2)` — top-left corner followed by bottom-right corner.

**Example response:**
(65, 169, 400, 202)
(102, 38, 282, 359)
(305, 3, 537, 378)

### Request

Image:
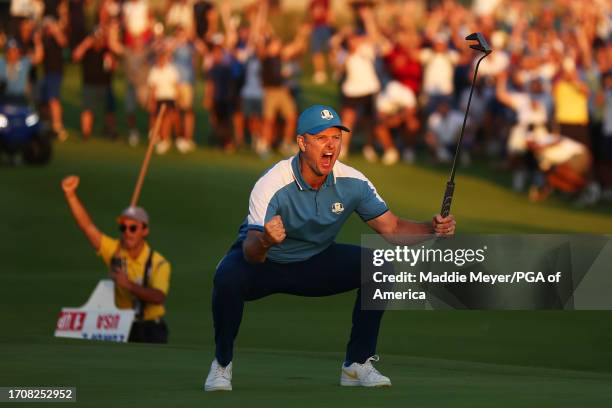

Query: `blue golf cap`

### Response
(297, 105, 350, 135)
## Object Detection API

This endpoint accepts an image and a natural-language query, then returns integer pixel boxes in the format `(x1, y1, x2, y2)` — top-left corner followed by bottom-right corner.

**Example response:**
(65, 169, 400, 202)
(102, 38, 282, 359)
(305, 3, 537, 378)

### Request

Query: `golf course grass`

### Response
(1, 64, 612, 406)
(1, 139, 612, 407)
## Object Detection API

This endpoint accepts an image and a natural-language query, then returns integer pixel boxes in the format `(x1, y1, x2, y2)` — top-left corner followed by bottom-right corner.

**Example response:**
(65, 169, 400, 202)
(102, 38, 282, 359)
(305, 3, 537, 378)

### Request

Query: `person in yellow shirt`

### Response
(61, 175, 171, 343)
(553, 58, 590, 148)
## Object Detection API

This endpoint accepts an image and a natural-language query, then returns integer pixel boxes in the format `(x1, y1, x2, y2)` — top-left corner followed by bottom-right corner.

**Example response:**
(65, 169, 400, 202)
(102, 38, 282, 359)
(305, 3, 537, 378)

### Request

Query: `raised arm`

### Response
(219, 0, 238, 50)
(247, 0, 267, 51)
(495, 72, 518, 109)
(47, 19, 68, 48)
(72, 35, 94, 61)
(61, 175, 103, 250)
(359, 6, 392, 55)
(106, 20, 124, 56)
(30, 30, 44, 65)
(281, 23, 310, 60)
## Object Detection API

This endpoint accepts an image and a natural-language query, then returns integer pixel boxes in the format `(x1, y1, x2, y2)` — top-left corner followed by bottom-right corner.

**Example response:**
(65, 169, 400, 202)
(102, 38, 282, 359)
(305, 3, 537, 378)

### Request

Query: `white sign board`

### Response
(54, 280, 135, 342)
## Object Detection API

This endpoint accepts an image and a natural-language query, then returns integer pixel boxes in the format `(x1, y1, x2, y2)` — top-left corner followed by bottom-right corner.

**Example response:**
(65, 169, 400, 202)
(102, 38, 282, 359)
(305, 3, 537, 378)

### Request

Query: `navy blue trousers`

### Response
(212, 242, 386, 366)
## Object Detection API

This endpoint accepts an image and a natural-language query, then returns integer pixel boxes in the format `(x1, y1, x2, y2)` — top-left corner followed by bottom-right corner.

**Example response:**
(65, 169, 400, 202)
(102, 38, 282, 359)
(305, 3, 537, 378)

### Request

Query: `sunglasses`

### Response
(119, 224, 144, 233)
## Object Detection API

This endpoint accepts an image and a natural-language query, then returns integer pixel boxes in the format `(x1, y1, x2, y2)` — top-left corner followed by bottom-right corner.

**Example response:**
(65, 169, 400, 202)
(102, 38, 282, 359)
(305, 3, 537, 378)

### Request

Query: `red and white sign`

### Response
(54, 280, 135, 343)
(56, 311, 87, 331)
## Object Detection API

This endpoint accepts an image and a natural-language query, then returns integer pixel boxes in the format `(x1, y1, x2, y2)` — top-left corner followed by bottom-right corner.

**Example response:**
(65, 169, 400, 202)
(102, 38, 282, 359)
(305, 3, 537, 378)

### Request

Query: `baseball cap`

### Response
(117, 206, 149, 224)
(297, 105, 350, 135)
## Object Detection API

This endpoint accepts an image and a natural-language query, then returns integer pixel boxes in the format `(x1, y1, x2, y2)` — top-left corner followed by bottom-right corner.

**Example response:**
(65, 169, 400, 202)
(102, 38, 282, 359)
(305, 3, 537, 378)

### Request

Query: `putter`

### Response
(439, 33, 492, 218)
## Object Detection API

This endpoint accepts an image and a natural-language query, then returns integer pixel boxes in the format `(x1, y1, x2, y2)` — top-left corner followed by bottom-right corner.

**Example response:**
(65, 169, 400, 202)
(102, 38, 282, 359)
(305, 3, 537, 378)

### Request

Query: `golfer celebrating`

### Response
(205, 105, 455, 391)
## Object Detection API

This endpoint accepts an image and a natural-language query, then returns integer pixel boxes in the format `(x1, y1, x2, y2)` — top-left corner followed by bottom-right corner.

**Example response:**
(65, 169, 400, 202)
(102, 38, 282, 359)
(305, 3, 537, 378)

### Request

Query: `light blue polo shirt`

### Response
(0, 56, 32, 97)
(237, 154, 388, 263)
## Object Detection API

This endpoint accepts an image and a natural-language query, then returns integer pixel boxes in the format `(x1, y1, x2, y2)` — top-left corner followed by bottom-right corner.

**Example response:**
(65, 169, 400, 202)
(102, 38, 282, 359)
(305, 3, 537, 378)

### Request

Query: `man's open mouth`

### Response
(321, 152, 334, 167)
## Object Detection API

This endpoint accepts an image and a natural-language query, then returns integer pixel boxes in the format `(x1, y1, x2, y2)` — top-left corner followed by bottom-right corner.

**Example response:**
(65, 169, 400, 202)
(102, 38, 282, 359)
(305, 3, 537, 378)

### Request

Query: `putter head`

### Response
(466, 32, 492, 55)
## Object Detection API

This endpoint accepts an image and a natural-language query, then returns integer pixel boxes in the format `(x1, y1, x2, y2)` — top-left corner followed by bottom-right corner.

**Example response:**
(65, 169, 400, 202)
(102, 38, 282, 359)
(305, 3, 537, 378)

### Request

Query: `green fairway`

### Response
(2, 342, 612, 408)
(1, 138, 612, 406)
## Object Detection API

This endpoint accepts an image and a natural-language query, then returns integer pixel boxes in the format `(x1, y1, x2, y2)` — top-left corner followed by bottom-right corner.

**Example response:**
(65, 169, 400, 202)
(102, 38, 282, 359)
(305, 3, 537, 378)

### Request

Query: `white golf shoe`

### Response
(204, 359, 233, 391)
(340, 355, 391, 387)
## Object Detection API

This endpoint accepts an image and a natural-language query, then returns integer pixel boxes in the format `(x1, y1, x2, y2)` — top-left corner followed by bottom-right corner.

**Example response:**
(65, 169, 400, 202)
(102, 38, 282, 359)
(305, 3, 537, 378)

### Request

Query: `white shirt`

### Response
(341, 43, 380, 98)
(428, 110, 464, 145)
(420, 49, 458, 96)
(166, 1, 194, 32)
(472, 0, 502, 16)
(148, 63, 180, 101)
(377, 81, 416, 115)
(10, 0, 42, 18)
(538, 136, 587, 171)
(508, 92, 547, 126)
(478, 50, 509, 77)
(123, 0, 150, 36)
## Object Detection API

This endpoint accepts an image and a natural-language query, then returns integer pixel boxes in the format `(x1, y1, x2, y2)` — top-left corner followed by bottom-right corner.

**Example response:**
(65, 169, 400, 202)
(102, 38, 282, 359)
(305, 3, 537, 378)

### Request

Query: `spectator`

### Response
(61, 175, 172, 344)
(122, 0, 153, 48)
(600, 70, 612, 199)
(553, 57, 591, 148)
(240, 49, 263, 152)
(204, 41, 237, 152)
(193, 0, 217, 42)
(147, 46, 180, 155)
(379, 28, 422, 163)
(9, 0, 43, 36)
(584, 42, 608, 197)
(218, 1, 247, 151)
(170, 26, 198, 153)
(525, 128, 593, 203)
(120, 35, 151, 146)
(16, 18, 38, 93)
(424, 100, 466, 164)
(496, 71, 548, 191)
(457, 78, 487, 165)
(419, 32, 459, 113)
(99, 0, 121, 26)
(0, 36, 43, 102)
(40, 16, 68, 140)
(259, 31, 306, 157)
(336, 9, 381, 160)
(166, 0, 195, 36)
(375, 80, 416, 165)
(72, 27, 118, 140)
(309, 0, 333, 84)
(237, 3, 267, 153)
(67, 0, 86, 49)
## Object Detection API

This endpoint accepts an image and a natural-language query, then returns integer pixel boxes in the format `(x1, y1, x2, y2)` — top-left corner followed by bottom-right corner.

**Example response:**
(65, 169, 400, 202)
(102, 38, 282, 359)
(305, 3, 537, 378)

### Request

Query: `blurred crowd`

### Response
(0, 0, 611, 204)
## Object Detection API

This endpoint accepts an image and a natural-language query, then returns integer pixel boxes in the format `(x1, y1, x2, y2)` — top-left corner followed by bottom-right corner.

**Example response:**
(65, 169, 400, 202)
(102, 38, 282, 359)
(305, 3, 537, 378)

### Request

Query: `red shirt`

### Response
(310, 0, 330, 26)
(384, 46, 422, 94)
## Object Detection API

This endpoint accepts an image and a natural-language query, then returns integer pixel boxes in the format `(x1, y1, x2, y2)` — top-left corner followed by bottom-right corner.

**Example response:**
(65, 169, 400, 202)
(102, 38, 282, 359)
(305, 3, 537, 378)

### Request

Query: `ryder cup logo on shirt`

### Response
(321, 109, 334, 120)
(331, 202, 344, 214)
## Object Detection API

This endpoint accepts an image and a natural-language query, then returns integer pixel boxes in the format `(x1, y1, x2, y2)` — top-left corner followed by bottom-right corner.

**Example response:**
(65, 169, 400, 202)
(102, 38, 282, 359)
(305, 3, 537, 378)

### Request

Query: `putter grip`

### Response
(440, 181, 455, 218)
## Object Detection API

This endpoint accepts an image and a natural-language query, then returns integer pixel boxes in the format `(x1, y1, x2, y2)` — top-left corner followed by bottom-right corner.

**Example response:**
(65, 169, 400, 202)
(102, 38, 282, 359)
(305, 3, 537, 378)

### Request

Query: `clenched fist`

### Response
(61, 175, 80, 196)
(261, 215, 286, 247)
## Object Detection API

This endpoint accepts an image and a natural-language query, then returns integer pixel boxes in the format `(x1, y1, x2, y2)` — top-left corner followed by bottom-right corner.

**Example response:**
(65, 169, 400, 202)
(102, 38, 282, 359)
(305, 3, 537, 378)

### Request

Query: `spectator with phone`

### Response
(61, 175, 172, 344)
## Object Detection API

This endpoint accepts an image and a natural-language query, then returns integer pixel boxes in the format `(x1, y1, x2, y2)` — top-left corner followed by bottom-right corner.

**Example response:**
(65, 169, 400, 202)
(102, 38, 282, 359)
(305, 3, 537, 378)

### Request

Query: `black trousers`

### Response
(128, 319, 169, 344)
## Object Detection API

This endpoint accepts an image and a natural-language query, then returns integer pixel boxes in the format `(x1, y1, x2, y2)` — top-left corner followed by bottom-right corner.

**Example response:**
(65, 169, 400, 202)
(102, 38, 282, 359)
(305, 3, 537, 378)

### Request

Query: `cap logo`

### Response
(321, 109, 334, 120)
